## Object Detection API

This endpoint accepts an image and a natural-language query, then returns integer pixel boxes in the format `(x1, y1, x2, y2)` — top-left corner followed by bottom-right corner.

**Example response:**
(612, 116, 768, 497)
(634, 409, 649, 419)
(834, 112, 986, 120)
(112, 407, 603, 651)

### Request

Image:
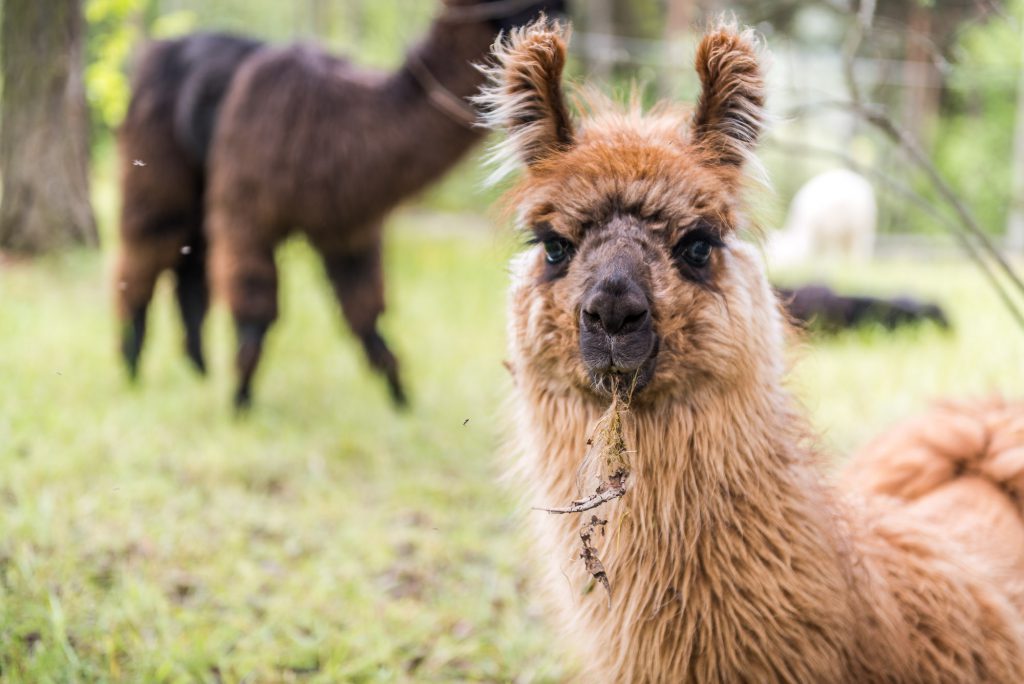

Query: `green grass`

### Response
(2, 188, 1023, 681)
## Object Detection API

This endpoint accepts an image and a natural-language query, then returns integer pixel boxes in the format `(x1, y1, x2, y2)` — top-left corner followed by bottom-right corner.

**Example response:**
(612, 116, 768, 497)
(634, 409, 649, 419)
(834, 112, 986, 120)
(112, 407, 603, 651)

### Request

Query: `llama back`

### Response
(844, 399, 1024, 585)
(845, 399, 1024, 499)
(842, 397, 1024, 681)
(171, 33, 264, 166)
(123, 33, 262, 169)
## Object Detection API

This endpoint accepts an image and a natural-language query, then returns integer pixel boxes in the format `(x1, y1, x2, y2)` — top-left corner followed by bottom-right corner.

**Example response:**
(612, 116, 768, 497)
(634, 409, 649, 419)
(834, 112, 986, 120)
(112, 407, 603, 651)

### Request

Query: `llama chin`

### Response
(485, 19, 1024, 683)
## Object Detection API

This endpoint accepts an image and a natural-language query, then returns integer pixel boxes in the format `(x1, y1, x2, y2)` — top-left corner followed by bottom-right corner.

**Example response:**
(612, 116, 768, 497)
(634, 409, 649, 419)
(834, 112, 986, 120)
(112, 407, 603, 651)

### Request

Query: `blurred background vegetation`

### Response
(78, 0, 1024, 242)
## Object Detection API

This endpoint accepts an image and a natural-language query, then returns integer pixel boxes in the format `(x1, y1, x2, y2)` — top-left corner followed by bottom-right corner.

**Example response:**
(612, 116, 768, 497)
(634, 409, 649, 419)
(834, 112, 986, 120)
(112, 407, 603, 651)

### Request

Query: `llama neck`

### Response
(370, 17, 493, 205)
(518, 377, 856, 680)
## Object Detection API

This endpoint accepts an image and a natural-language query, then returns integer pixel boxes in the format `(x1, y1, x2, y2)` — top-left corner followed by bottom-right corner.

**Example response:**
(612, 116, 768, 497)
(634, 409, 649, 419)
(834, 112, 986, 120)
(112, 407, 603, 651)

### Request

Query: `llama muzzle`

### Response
(578, 243, 657, 395)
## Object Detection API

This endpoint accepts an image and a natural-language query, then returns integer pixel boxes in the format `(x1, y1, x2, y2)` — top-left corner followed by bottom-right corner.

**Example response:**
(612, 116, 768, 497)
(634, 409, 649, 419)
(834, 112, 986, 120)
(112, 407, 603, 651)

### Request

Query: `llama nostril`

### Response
(620, 308, 649, 333)
(606, 302, 648, 335)
(583, 294, 649, 336)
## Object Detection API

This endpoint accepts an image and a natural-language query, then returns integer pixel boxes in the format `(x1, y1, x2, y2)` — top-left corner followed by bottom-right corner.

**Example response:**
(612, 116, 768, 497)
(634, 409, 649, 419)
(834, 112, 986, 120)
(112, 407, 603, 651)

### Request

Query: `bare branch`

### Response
(534, 469, 628, 514)
(580, 515, 611, 607)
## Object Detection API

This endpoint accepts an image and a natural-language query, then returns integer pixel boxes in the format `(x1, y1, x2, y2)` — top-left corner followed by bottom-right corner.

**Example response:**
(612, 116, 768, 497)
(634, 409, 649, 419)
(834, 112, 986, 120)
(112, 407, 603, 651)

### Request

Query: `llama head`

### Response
(481, 21, 785, 406)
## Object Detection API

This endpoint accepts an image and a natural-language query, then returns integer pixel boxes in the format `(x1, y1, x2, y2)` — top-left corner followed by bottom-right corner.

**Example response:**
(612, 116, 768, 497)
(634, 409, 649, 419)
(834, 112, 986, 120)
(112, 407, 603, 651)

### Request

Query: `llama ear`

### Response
(476, 20, 574, 179)
(691, 24, 765, 168)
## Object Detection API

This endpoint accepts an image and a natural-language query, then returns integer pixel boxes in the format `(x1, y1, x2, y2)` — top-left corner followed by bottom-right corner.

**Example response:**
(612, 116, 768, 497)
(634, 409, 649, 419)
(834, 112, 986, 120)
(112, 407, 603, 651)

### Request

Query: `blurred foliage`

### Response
(85, 0, 137, 130)
(85, 0, 197, 130)
(929, 0, 1022, 234)
(80, 0, 1024, 223)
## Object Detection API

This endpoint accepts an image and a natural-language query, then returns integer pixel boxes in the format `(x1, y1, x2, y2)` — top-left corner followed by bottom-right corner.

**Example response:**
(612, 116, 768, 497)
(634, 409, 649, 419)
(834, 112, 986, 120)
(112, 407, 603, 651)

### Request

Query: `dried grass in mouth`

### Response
(535, 378, 633, 603)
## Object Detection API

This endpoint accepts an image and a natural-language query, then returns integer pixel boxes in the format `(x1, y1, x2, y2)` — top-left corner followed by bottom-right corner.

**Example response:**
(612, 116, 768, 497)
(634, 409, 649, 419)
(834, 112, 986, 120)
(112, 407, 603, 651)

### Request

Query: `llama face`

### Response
(482, 21, 770, 404)
(506, 136, 773, 402)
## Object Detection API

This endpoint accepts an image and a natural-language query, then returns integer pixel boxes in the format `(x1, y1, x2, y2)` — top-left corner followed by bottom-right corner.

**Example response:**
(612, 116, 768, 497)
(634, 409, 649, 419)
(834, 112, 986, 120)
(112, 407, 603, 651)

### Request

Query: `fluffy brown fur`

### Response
(483, 20, 1024, 682)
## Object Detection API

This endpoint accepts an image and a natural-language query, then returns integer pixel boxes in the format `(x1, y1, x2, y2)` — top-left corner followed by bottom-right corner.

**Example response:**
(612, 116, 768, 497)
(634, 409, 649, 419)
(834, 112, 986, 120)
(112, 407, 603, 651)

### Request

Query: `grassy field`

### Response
(2, 190, 1023, 681)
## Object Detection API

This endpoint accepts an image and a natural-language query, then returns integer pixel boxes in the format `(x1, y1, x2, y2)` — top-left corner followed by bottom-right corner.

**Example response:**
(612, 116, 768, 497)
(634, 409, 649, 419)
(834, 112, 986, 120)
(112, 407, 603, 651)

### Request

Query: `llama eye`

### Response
(681, 239, 713, 267)
(543, 238, 574, 265)
(673, 223, 722, 274)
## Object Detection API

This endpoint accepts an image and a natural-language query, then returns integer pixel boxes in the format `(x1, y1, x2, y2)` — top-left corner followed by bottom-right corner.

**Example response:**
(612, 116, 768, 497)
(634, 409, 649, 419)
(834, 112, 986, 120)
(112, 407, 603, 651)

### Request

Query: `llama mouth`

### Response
(585, 337, 659, 398)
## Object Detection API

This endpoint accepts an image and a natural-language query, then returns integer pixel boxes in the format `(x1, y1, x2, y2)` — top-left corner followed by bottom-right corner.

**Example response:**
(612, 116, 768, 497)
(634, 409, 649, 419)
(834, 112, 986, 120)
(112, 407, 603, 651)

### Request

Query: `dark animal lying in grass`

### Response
(116, 0, 565, 409)
(776, 283, 950, 332)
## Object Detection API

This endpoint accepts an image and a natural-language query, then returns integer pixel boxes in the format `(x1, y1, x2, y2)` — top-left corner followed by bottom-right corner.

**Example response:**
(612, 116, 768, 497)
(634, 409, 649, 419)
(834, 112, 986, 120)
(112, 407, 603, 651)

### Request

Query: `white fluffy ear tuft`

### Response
(474, 19, 574, 183)
(691, 22, 766, 168)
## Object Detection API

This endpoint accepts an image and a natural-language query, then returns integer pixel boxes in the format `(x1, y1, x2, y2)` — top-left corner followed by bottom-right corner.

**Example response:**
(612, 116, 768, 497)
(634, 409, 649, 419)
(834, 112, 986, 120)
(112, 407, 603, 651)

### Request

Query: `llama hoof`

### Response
(124, 357, 141, 383)
(234, 320, 268, 411)
(186, 345, 207, 376)
(388, 375, 408, 409)
(121, 335, 142, 382)
(233, 387, 253, 414)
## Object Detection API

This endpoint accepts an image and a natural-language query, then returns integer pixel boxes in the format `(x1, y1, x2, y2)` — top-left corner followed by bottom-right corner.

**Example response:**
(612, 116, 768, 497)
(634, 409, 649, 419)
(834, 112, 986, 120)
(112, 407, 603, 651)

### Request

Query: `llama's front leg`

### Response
(174, 235, 209, 374)
(323, 243, 407, 407)
(214, 242, 279, 411)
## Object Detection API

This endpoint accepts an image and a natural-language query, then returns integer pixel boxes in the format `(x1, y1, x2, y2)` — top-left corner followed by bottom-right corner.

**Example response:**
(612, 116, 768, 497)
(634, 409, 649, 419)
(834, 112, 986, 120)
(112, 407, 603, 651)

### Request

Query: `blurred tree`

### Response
(929, 1, 1020, 236)
(1, 0, 97, 253)
(661, 0, 697, 97)
(587, 0, 615, 81)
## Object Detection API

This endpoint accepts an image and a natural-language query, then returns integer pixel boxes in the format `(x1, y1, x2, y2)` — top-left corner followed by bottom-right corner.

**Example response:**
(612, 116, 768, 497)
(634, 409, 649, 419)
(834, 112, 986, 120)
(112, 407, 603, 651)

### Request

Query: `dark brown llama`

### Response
(116, 0, 565, 408)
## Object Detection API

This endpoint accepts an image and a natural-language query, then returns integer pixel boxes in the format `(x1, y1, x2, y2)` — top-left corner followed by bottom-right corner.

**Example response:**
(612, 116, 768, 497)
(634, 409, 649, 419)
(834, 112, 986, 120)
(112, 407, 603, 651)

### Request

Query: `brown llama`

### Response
(481, 20, 1024, 682)
(116, 0, 565, 408)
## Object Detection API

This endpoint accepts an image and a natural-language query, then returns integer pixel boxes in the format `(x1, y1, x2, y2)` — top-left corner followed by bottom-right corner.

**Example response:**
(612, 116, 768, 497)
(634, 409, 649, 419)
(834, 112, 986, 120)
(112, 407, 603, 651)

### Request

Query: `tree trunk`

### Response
(1, 0, 97, 254)
(901, 4, 939, 144)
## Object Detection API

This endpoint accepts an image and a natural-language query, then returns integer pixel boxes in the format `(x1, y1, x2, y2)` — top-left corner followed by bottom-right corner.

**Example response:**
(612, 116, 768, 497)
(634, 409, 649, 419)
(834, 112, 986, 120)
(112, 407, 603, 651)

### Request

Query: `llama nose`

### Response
(581, 277, 650, 336)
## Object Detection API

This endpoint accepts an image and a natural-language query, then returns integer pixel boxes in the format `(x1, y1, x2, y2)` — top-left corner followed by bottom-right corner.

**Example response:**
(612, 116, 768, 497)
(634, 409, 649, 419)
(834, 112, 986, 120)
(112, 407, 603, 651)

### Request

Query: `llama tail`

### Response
(844, 398, 1024, 507)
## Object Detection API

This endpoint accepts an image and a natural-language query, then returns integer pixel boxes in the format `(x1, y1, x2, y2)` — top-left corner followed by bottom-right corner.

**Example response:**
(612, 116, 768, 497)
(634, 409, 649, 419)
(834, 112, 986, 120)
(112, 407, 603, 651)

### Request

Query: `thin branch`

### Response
(840, 0, 876, 103)
(534, 469, 628, 514)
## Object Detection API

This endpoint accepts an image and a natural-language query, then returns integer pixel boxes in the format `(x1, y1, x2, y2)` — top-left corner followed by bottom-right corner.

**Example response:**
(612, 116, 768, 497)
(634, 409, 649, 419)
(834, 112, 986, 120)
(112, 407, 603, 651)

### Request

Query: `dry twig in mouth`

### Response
(533, 469, 627, 514)
(534, 379, 633, 603)
(580, 515, 611, 607)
